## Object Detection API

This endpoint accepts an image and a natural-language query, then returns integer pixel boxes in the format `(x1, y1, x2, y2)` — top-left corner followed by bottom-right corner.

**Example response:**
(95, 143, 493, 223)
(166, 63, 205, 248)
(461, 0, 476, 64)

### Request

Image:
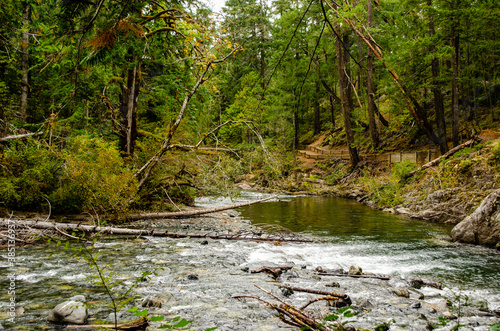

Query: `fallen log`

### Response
(251, 266, 293, 279)
(0, 131, 43, 142)
(0, 218, 312, 243)
(125, 194, 279, 220)
(278, 285, 350, 300)
(317, 272, 390, 281)
(67, 317, 148, 330)
(404, 138, 477, 179)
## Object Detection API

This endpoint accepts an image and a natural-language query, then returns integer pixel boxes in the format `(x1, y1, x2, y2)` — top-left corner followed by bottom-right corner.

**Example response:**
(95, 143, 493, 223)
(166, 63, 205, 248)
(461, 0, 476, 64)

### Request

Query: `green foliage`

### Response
(51, 136, 137, 214)
(391, 160, 416, 182)
(489, 141, 500, 166)
(322, 306, 358, 330)
(0, 140, 62, 210)
(325, 164, 349, 186)
(358, 161, 416, 207)
(490, 323, 500, 331)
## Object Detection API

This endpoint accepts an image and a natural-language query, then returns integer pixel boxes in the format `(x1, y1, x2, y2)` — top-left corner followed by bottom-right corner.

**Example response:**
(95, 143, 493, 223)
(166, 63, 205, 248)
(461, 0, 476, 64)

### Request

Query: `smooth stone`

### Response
(142, 295, 162, 308)
(47, 297, 88, 324)
(348, 265, 363, 275)
(393, 287, 410, 298)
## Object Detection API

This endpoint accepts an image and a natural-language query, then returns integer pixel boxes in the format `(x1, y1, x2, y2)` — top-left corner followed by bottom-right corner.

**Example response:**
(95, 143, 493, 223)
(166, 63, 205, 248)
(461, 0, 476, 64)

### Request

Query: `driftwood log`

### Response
(125, 194, 279, 220)
(316, 272, 442, 289)
(251, 266, 294, 279)
(234, 285, 332, 331)
(67, 318, 148, 330)
(279, 285, 352, 309)
(0, 218, 312, 243)
(404, 138, 477, 179)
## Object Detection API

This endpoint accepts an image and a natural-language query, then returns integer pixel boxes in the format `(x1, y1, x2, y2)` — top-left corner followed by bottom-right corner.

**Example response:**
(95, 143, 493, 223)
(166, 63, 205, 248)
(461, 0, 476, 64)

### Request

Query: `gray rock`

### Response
(142, 295, 162, 308)
(442, 311, 457, 320)
(186, 274, 199, 281)
(357, 298, 374, 309)
(392, 287, 410, 298)
(451, 189, 500, 248)
(348, 265, 363, 275)
(281, 287, 294, 297)
(47, 296, 88, 324)
(325, 281, 340, 288)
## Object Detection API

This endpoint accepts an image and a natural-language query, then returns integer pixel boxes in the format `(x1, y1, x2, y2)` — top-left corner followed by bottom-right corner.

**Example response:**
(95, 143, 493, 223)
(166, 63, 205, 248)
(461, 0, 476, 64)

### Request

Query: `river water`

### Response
(1, 192, 499, 330)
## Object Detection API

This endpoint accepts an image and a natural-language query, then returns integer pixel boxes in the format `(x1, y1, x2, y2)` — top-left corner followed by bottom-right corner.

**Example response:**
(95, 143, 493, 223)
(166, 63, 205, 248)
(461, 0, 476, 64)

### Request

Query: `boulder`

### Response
(47, 295, 88, 324)
(142, 295, 162, 308)
(392, 287, 410, 298)
(451, 189, 500, 248)
(348, 265, 362, 275)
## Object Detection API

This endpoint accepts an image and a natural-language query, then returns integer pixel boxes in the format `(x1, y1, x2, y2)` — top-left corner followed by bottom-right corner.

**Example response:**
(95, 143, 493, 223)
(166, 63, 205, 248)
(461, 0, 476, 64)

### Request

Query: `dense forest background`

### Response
(1, 0, 499, 216)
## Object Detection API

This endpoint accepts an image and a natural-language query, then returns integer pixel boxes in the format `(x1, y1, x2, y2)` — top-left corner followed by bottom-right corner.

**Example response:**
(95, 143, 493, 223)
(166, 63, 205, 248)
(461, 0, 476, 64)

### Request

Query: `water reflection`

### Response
(240, 196, 453, 241)
(239, 195, 500, 299)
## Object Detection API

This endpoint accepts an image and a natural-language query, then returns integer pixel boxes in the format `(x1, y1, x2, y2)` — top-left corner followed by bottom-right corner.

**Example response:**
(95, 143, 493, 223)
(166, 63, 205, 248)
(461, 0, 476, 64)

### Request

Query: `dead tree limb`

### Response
(317, 273, 442, 289)
(279, 285, 350, 300)
(67, 317, 149, 330)
(254, 285, 331, 331)
(0, 132, 43, 142)
(300, 295, 340, 310)
(317, 272, 391, 281)
(135, 47, 242, 188)
(251, 266, 293, 280)
(126, 194, 278, 220)
(404, 138, 476, 179)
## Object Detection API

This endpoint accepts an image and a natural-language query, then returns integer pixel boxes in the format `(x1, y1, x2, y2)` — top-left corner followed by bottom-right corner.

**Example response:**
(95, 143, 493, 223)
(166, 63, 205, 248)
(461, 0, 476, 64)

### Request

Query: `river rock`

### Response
(442, 311, 457, 320)
(348, 265, 362, 275)
(142, 295, 162, 308)
(186, 274, 199, 281)
(392, 287, 410, 298)
(47, 295, 88, 324)
(410, 302, 421, 309)
(451, 189, 500, 248)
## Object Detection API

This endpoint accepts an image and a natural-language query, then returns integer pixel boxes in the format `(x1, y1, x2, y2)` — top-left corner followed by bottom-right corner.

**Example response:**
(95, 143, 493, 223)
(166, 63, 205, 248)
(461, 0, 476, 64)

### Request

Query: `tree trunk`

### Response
(259, 0, 266, 89)
(314, 81, 321, 135)
(119, 65, 139, 156)
(335, 26, 359, 167)
(20, 0, 29, 121)
(320, 79, 340, 129)
(428, 0, 448, 154)
(329, 94, 336, 128)
(366, 0, 379, 150)
(451, 0, 460, 146)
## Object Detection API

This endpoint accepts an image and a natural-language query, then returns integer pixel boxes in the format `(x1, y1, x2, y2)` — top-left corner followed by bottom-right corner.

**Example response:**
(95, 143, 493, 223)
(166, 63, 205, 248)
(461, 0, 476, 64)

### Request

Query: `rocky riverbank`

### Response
(236, 138, 500, 250)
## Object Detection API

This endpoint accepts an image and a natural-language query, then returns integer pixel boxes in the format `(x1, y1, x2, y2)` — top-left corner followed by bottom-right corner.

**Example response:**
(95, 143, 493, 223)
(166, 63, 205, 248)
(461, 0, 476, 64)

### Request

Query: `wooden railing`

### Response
(299, 146, 441, 166)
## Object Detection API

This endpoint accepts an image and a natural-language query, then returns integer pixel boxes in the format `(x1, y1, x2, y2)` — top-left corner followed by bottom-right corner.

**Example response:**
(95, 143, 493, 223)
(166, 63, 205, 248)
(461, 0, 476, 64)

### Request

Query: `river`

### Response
(1, 192, 499, 330)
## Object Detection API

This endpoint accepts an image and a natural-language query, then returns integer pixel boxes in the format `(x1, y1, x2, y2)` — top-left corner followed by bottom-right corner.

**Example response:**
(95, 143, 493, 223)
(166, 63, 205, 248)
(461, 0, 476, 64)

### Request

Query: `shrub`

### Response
(489, 140, 500, 166)
(51, 136, 137, 214)
(0, 140, 63, 210)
